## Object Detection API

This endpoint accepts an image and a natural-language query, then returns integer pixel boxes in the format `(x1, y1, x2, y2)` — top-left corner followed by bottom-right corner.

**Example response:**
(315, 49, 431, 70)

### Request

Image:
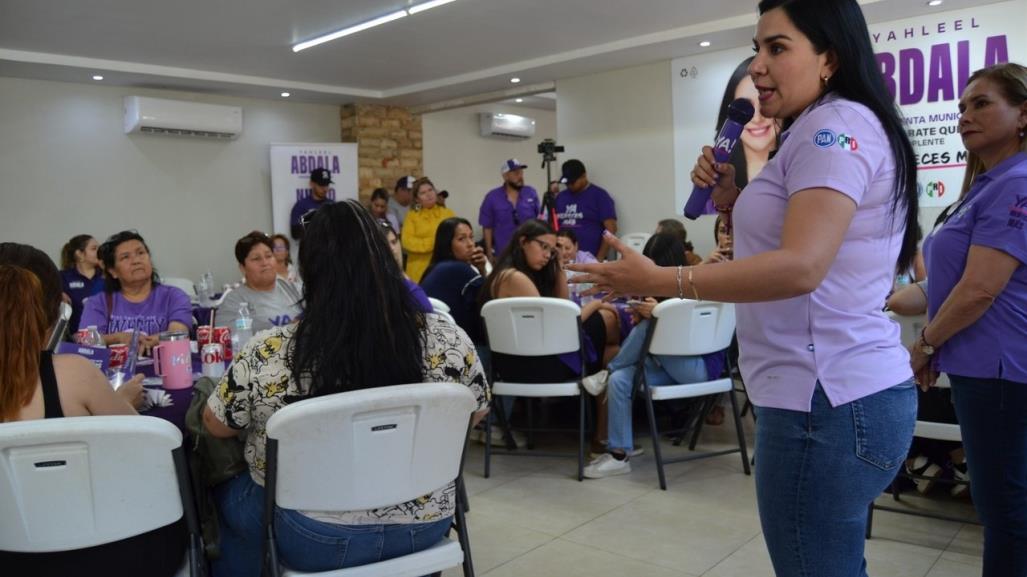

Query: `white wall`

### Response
(0, 77, 341, 286)
(555, 61, 724, 258)
(422, 103, 556, 235)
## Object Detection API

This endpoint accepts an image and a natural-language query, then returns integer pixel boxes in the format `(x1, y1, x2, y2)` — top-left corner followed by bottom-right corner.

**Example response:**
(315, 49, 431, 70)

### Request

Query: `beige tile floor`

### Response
(444, 412, 982, 577)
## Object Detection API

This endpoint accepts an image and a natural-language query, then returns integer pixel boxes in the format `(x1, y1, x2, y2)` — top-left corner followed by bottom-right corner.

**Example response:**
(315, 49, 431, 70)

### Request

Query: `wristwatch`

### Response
(917, 328, 936, 356)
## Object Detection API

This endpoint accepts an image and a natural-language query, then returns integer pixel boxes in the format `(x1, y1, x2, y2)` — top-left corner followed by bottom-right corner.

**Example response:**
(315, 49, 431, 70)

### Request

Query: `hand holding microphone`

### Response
(684, 98, 755, 219)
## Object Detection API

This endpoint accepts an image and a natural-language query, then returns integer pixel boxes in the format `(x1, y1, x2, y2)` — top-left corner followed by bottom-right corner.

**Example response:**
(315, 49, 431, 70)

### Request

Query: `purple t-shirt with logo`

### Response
(479, 185, 540, 256)
(923, 152, 1027, 383)
(80, 283, 193, 336)
(732, 93, 911, 412)
(555, 183, 616, 256)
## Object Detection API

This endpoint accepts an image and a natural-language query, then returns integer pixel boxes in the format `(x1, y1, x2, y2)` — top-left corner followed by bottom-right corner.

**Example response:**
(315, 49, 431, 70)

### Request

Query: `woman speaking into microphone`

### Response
(569, 0, 919, 574)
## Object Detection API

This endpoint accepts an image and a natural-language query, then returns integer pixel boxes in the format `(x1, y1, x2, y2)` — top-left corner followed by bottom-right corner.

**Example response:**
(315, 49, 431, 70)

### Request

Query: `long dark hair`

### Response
(716, 56, 762, 189)
(757, 0, 919, 273)
(643, 234, 688, 268)
(423, 216, 473, 280)
(290, 200, 423, 397)
(97, 230, 160, 293)
(60, 234, 94, 270)
(481, 220, 560, 304)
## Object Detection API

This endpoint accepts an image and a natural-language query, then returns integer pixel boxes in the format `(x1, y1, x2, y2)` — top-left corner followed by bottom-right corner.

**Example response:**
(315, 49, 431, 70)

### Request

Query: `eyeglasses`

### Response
(530, 238, 555, 255)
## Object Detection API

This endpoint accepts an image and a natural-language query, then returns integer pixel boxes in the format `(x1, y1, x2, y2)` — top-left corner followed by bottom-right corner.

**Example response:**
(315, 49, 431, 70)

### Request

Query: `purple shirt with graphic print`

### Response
(555, 183, 616, 256)
(80, 284, 193, 335)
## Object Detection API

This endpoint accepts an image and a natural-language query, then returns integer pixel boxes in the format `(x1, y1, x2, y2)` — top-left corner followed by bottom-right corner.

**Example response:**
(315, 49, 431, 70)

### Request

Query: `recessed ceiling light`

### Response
(293, 10, 407, 52)
(515, 98, 524, 103)
(281, 92, 291, 97)
(927, 0, 943, 5)
(510, 77, 521, 84)
(408, 0, 458, 15)
(92, 75, 104, 81)
(699, 41, 711, 48)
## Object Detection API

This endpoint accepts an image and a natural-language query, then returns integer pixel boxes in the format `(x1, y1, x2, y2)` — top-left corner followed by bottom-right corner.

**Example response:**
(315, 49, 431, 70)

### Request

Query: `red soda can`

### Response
(109, 344, 129, 370)
(196, 325, 213, 346)
(201, 343, 226, 380)
(75, 329, 90, 344)
(214, 326, 233, 360)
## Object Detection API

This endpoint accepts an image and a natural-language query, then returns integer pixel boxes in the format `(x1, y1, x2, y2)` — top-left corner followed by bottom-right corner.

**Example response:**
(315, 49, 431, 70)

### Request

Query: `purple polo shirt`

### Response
(80, 284, 193, 336)
(479, 185, 540, 255)
(732, 93, 911, 412)
(555, 183, 616, 256)
(923, 152, 1027, 383)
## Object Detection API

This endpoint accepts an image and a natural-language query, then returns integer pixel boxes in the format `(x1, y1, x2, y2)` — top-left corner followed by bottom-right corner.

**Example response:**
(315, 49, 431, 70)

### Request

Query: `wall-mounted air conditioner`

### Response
(124, 96, 243, 139)
(479, 113, 535, 139)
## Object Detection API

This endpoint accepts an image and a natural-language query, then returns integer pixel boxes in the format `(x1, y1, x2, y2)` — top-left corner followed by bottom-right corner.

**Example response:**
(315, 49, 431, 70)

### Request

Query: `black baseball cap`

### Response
(310, 168, 333, 186)
(560, 159, 586, 184)
(395, 175, 415, 191)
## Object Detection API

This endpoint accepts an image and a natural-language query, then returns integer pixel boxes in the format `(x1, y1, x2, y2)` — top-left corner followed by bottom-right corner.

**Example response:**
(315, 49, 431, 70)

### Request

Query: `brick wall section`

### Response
(341, 104, 423, 203)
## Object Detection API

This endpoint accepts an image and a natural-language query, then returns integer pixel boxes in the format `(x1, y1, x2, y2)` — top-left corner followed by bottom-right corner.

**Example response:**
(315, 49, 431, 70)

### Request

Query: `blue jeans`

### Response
(949, 375, 1027, 577)
(755, 381, 916, 577)
(212, 473, 453, 577)
(606, 320, 708, 452)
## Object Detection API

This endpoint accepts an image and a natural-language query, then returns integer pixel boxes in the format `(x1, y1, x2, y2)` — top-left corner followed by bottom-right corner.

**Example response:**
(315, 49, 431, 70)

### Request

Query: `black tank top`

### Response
(39, 351, 64, 419)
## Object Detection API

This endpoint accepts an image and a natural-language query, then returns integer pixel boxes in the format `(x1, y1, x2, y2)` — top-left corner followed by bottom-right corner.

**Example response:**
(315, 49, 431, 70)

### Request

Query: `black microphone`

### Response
(683, 98, 756, 220)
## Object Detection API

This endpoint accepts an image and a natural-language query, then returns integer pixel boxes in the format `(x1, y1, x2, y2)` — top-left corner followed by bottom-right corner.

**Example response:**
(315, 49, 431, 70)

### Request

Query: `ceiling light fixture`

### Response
(927, 0, 943, 5)
(515, 98, 524, 103)
(409, 0, 459, 15)
(699, 41, 711, 47)
(92, 75, 104, 81)
(510, 77, 521, 84)
(281, 92, 291, 97)
(293, 9, 407, 52)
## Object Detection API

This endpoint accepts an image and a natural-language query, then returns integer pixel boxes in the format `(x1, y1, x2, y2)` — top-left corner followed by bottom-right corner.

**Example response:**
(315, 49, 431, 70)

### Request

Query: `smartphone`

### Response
(626, 299, 646, 308)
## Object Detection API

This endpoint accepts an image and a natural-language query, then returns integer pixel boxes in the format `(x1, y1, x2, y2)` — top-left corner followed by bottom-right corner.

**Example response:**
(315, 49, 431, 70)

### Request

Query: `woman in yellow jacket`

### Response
(402, 177, 455, 283)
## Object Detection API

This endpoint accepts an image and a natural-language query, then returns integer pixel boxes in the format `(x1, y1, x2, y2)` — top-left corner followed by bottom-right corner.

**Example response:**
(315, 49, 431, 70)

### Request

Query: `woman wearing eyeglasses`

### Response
(269, 234, 301, 291)
(218, 232, 303, 335)
(80, 231, 192, 354)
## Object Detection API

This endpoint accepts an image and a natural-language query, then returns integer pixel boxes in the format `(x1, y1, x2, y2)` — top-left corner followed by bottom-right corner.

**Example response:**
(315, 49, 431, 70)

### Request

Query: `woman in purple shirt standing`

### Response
(913, 62, 1027, 576)
(570, 1, 920, 574)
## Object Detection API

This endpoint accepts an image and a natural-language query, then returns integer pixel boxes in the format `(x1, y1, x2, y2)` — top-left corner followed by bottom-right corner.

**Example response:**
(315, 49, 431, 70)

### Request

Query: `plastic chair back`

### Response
(266, 382, 476, 512)
(0, 416, 184, 552)
(427, 297, 450, 313)
(648, 299, 735, 357)
(619, 233, 652, 254)
(480, 297, 581, 357)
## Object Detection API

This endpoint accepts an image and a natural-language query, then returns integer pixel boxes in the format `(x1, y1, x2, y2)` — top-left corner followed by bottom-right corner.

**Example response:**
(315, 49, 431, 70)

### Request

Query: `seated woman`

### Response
(654, 219, 704, 265)
(0, 243, 179, 577)
(59, 234, 105, 335)
(555, 228, 598, 268)
(369, 187, 400, 232)
(80, 231, 192, 354)
(202, 200, 489, 577)
(381, 220, 433, 312)
(219, 232, 303, 334)
(581, 234, 726, 479)
(270, 233, 301, 291)
(482, 220, 620, 381)
(420, 217, 488, 342)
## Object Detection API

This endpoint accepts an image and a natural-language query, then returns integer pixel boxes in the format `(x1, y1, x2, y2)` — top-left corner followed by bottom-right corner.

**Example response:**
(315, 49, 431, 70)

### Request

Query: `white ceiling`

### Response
(0, 0, 1004, 108)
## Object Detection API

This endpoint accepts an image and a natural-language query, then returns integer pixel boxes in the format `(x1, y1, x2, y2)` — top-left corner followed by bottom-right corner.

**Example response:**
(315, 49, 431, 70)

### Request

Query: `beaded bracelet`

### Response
(676, 265, 685, 299)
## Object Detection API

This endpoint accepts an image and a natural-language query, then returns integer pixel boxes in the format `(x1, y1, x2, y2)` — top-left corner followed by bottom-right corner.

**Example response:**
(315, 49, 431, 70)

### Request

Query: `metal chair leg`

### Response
(483, 409, 492, 479)
(728, 388, 751, 475)
(644, 387, 668, 490)
(577, 394, 585, 481)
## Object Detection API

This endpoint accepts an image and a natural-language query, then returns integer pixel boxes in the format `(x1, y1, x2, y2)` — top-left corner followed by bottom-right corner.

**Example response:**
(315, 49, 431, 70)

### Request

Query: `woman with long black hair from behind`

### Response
(202, 200, 489, 577)
(570, 0, 920, 573)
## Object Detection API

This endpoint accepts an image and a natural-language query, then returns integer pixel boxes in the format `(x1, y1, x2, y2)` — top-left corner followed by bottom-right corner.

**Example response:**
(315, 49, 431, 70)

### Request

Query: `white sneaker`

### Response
(583, 453, 631, 478)
(470, 426, 524, 447)
(581, 370, 609, 396)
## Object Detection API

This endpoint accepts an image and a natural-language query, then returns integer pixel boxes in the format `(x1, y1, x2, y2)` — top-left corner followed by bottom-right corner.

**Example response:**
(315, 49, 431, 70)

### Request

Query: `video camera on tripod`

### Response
(537, 139, 565, 228)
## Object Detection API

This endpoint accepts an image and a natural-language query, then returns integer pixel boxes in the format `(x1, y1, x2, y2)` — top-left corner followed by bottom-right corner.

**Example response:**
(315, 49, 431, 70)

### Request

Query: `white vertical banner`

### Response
(269, 143, 359, 237)
(870, 0, 1026, 207)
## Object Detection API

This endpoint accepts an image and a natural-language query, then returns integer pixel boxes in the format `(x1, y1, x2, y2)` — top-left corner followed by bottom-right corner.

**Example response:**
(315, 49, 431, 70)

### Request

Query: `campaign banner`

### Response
(269, 143, 358, 240)
(671, 0, 1025, 212)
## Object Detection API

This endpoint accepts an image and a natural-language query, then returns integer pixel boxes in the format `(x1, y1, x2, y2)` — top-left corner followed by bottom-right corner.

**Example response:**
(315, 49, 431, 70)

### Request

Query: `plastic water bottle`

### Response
(231, 302, 254, 352)
(80, 325, 106, 348)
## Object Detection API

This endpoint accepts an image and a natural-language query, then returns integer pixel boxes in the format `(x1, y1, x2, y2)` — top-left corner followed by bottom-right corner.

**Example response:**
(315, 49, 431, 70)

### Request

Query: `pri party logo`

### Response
(917, 181, 947, 199)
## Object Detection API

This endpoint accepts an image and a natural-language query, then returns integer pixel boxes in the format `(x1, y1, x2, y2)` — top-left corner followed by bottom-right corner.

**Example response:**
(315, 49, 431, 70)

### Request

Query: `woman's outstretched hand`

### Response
(566, 232, 663, 298)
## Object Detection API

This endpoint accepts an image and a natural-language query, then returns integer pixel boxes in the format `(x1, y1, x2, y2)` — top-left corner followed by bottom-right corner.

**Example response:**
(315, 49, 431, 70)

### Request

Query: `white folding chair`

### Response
(262, 382, 478, 577)
(162, 277, 199, 302)
(866, 313, 973, 537)
(46, 301, 73, 351)
(480, 297, 588, 481)
(637, 299, 751, 489)
(0, 416, 203, 576)
(619, 232, 652, 254)
(427, 297, 451, 314)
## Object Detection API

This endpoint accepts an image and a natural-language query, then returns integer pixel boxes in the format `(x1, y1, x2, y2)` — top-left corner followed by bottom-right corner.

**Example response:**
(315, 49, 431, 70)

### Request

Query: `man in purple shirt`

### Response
(556, 159, 617, 260)
(289, 168, 335, 240)
(479, 158, 540, 261)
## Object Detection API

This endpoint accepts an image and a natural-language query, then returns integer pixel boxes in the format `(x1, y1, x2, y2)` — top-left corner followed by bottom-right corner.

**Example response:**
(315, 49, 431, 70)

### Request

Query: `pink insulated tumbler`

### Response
(153, 331, 193, 390)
